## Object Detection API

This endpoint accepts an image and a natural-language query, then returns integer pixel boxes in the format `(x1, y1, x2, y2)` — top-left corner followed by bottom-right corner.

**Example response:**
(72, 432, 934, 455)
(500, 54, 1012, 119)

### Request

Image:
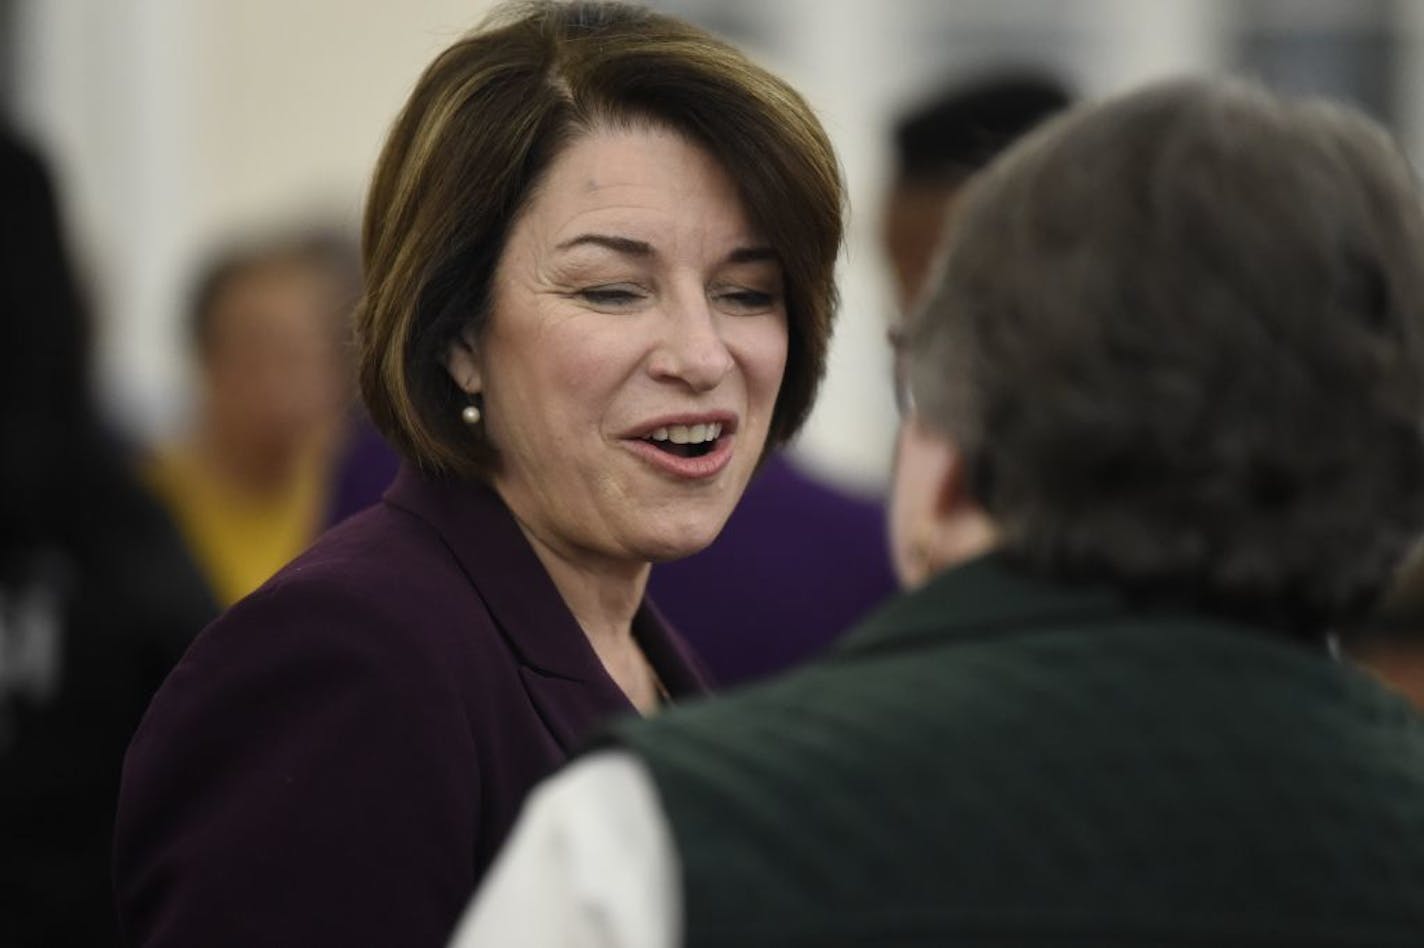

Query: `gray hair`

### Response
(908, 77, 1424, 636)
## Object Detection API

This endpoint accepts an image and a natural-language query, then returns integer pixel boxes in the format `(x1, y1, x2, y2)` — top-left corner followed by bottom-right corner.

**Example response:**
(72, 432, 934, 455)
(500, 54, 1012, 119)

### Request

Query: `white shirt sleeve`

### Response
(448, 749, 679, 948)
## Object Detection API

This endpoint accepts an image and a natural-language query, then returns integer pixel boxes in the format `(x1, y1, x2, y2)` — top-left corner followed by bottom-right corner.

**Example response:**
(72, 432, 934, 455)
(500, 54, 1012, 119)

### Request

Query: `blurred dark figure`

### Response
(146, 233, 356, 606)
(883, 70, 1072, 310)
(0, 130, 215, 945)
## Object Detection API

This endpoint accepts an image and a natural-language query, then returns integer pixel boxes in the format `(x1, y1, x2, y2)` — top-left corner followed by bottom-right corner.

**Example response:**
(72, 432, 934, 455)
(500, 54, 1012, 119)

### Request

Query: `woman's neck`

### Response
(505, 509, 662, 714)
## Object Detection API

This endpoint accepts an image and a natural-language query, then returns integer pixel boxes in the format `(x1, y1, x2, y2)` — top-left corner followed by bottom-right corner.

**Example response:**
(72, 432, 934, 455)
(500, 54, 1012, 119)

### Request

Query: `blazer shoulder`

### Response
(267, 502, 465, 601)
(115, 504, 490, 948)
(172, 502, 498, 695)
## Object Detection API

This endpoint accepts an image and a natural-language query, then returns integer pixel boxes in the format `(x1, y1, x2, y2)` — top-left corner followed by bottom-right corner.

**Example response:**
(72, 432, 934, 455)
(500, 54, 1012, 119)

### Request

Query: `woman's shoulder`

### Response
(126, 503, 505, 772)
(177, 502, 494, 683)
(114, 507, 494, 948)
(277, 499, 454, 583)
(271, 501, 478, 612)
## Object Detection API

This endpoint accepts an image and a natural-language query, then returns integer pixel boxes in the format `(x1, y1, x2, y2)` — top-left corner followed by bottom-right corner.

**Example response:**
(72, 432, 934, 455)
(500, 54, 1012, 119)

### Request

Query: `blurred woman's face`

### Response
(450, 124, 788, 569)
(203, 261, 348, 457)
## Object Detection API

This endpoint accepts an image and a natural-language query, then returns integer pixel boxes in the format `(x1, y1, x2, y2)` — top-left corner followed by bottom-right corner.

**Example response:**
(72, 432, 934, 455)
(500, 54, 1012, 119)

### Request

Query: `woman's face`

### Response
(452, 124, 788, 569)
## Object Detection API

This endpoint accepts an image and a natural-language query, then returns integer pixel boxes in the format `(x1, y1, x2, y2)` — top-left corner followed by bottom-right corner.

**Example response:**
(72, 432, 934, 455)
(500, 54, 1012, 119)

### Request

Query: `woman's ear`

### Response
(444, 326, 483, 395)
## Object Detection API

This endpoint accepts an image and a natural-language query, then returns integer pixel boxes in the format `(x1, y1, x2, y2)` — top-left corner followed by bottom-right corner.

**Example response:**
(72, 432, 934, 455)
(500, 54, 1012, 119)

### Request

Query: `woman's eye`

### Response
(716, 289, 777, 313)
(578, 286, 645, 308)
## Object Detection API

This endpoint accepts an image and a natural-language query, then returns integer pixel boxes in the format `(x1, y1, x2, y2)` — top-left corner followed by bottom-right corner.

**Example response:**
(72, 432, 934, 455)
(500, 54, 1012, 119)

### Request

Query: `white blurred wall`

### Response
(13, 0, 495, 441)
(19, 0, 1414, 493)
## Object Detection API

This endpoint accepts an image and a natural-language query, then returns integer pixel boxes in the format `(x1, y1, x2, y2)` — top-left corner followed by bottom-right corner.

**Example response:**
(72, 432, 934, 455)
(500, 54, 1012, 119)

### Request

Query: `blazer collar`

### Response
(382, 463, 709, 700)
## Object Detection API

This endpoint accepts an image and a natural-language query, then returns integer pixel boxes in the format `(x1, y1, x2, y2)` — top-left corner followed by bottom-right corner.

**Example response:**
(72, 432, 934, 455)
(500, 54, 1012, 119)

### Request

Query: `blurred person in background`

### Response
(113, 2, 842, 946)
(0, 127, 215, 946)
(648, 70, 1071, 687)
(323, 395, 402, 528)
(883, 69, 1071, 311)
(145, 232, 357, 607)
(458, 78, 1424, 947)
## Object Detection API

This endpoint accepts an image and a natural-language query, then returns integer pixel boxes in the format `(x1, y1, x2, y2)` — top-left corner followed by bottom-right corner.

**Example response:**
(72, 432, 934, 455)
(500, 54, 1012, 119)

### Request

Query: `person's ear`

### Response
(928, 433, 968, 519)
(443, 326, 483, 396)
(915, 422, 998, 574)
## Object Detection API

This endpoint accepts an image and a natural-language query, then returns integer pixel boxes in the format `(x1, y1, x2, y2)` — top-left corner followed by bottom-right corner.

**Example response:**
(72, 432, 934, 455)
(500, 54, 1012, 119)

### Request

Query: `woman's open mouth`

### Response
(643, 422, 723, 459)
(625, 420, 735, 479)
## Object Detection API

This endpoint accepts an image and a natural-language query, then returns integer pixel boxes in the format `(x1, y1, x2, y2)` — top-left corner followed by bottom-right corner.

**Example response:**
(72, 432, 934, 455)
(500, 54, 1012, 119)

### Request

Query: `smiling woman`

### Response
(453, 125, 790, 576)
(112, 3, 843, 947)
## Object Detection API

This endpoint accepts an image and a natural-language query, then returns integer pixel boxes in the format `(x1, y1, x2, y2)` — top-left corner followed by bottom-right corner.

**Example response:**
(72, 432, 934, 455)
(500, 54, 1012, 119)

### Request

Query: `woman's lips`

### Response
(622, 431, 734, 480)
(623, 412, 738, 441)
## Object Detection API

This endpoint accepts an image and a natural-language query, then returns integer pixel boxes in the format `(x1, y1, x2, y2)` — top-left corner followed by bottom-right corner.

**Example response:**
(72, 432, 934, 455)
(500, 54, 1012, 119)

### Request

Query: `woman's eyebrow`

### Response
(725, 246, 777, 265)
(555, 233, 653, 257)
(554, 234, 777, 266)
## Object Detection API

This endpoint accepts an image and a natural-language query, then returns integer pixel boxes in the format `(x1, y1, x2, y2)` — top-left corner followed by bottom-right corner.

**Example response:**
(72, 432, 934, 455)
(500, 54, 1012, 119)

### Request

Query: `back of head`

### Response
(907, 78, 1424, 635)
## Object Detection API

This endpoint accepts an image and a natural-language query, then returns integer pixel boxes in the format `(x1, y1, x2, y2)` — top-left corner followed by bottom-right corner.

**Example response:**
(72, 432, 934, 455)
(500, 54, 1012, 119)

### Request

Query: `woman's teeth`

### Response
(648, 423, 722, 444)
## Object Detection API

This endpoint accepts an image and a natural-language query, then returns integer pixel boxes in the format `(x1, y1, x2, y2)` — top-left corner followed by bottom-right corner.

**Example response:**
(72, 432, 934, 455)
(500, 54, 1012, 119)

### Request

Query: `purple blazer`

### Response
(114, 464, 709, 947)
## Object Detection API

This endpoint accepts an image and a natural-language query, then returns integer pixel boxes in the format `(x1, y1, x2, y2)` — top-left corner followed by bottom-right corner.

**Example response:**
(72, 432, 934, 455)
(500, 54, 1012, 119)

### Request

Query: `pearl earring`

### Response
(461, 403, 482, 425)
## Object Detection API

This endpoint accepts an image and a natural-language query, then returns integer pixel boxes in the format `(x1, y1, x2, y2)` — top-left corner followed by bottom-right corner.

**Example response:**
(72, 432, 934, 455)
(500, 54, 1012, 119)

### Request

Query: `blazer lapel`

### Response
(383, 464, 708, 751)
(636, 597, 714, 698)
(510, 666, 627, 753)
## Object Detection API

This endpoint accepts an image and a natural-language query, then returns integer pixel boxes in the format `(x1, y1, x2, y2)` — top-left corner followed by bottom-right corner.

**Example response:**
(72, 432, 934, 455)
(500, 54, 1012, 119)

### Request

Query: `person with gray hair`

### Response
(454, 77, 1424, 947)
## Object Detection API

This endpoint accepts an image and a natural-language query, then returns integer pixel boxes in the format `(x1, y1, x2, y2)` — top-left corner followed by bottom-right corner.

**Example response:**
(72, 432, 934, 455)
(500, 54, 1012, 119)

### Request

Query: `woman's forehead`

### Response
(518, 126, 762, 252)
(559, 126, 725, 191)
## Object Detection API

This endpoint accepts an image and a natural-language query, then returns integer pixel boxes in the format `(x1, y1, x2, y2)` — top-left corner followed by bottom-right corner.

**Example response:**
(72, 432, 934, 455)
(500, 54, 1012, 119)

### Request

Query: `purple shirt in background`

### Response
(325, 414, 402, 527)
(649, 452, 899, 686)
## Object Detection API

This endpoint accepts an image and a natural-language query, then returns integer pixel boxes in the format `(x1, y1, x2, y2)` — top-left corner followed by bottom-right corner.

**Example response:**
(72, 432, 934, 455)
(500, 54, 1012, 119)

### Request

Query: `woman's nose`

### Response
(648, 292, 735, 391)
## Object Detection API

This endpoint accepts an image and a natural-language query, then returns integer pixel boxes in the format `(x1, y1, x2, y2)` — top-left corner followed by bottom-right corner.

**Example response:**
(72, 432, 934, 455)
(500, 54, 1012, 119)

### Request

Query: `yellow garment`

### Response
(145, 447, 328, 607)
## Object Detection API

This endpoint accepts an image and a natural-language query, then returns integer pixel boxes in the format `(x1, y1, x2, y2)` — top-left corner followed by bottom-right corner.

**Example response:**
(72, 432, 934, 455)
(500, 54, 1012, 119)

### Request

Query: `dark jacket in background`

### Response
(0, 467, 216, 948)
(617, 555, 1424, 946)
(115, 464, 710, 948)
(0, 128, 217, 947)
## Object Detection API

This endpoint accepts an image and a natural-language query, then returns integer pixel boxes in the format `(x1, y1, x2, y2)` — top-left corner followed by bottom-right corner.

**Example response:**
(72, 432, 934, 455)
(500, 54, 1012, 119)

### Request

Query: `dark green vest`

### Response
(617, 556, 1424, 947)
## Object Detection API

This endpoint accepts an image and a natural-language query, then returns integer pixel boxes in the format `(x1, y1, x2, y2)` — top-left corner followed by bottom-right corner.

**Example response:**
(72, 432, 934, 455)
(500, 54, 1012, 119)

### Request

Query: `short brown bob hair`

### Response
(356, 0, 844, 479)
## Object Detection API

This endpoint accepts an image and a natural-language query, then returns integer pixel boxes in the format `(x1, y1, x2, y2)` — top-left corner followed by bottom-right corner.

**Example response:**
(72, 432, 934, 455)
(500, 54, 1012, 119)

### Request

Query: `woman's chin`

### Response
(637, 520, 727, 564)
